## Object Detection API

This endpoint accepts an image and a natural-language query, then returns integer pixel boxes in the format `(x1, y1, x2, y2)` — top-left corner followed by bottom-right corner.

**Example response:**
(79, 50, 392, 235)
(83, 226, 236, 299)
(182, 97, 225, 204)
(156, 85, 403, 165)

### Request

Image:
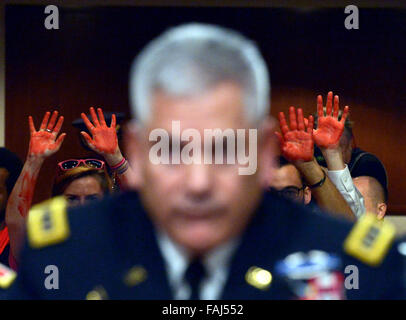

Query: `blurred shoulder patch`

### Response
(0, 263, 16, 289)
(27, 196, 70, 249)
(343, 213, 395, 266)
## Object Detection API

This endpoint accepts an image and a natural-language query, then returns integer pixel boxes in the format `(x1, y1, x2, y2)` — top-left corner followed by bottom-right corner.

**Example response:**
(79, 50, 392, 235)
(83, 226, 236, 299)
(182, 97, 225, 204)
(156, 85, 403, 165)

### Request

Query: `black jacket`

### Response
(4, 191, 405, 300)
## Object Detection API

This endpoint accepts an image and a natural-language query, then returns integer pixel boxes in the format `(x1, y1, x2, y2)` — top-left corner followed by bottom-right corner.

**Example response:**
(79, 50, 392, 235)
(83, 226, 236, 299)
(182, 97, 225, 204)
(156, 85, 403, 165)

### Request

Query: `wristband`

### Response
(116, 160, 129, 175)
(308, 170, 327, 189)
(110, 157, 126, 170)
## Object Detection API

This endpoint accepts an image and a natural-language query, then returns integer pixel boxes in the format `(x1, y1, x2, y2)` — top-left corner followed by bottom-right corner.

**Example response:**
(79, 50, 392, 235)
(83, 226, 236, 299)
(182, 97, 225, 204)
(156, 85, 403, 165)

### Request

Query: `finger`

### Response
(303, 117, 309, 128)
(317, 95, 324, 118)
(90, 107, 100, 127)
(333, 95, 339, 118)
(297, 108, 305, 131)
(340, 106, 350, 124)
(110, 113, 116, 128)
(47, 111, 58, 131)
(97, 108, 107, 126)
(289, 106, 297, 131)
(307, 115, 314, 135)
(81, 131, 95, 147)
(275, 131, 284, 146)
(326, 91, 333, 116)
(28, 116, 36, 134)
(53, 116, 64, 135)
(54, 133, 66, 150)
(278, 112, 289, 136)
(81, 112, 95, 131)
(39, 112, 51, 130)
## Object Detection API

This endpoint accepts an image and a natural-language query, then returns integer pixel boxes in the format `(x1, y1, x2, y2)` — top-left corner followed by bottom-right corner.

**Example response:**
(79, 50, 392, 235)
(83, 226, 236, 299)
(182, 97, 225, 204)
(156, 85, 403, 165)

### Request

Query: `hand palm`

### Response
(313, 92, 350, 149)
(90, 127, 118, 155)
(29, 132, 60, 157)
(282, 131, 313, 161)
(81, 107, 118, 156)
(28, 111, 66, 158)
(313, 117, 344, 148)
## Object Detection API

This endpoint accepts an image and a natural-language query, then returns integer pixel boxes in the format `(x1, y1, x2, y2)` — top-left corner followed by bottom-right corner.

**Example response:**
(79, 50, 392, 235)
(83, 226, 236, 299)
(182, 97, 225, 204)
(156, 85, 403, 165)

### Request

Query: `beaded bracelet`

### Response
(110, 157, 126, 170)
(116, 160, 129, 175)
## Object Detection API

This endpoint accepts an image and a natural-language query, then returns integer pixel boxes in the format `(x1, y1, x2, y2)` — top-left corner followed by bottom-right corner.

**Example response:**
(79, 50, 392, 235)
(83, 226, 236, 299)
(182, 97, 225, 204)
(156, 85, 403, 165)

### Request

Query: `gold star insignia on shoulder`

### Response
(27, 196, 70, 249)
(245, 266, 272, 290)
(123, 266, 147, 287)
(344, 212, 396, 266)
(0, 263, 16, 289)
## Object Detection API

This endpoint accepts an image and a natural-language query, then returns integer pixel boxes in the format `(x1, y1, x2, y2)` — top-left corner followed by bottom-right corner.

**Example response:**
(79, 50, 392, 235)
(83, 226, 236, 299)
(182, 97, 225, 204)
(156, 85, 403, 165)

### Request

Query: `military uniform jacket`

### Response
(4, 191, 405, 299)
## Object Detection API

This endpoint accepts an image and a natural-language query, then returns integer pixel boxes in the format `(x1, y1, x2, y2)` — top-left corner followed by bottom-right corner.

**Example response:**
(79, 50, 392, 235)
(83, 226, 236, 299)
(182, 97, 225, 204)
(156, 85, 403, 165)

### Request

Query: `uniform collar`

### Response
(157, 230, 239, 299)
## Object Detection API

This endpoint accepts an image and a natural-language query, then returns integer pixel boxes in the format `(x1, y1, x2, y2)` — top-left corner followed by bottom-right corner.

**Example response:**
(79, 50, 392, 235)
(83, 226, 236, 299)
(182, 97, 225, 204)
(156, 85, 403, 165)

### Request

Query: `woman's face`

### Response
(63, 175, 104, 207)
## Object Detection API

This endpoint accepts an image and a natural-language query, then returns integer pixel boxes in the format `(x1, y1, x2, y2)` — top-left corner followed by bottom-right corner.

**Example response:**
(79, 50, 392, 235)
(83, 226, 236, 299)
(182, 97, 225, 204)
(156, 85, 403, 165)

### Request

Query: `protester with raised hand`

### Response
(313, 92, 365, 218)
(275, 106, 356, 220)
(80, 107, 133, 189)
(0, 148, 23, 268)
(6, 111, 66, 266)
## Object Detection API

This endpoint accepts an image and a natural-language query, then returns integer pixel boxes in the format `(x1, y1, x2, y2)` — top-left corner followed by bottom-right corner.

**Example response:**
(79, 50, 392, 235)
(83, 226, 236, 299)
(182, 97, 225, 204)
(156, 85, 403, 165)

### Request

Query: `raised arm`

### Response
(80, 107, 133, 189)
(6, 111, 66, 263)
(275, 106, 355, 220)
(313, 92, 365, 218)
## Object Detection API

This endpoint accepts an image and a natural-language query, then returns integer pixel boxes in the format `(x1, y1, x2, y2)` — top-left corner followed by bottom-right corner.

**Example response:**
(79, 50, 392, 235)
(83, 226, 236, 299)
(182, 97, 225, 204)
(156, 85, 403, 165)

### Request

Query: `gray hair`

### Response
(129, 23, 270, 125)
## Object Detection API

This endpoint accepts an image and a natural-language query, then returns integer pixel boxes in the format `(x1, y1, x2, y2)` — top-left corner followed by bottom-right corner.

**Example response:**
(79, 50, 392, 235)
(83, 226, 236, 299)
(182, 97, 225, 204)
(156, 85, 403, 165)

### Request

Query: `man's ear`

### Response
(303, 186, 312, 205)
(258, 117, 277, 189)
(123, 121, 145, 190)
(377, 202, 387, 220)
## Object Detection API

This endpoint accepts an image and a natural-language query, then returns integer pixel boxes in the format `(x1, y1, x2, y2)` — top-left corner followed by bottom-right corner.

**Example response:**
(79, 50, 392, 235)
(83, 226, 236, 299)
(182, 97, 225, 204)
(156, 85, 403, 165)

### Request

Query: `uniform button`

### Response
(245, 266, 272, 290)
(123, 266, 147, 287)
(86, 286, 108, 300)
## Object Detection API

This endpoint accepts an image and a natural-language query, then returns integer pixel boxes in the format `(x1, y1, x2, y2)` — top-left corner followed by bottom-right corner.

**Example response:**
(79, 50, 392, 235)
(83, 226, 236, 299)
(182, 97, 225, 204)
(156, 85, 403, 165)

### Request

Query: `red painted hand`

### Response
(28, 111, 66, 158)
(313, 91, 350, 149)
(81, 107, 118, 156)
(275, 106, 315, 162)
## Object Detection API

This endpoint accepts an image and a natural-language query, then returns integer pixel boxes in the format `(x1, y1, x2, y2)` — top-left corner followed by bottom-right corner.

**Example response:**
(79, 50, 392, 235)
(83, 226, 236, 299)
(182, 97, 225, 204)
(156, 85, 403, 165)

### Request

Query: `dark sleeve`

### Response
(378, 239, 406, 299)
(3, 238, 42, 299)
(3, 273, 36, 300)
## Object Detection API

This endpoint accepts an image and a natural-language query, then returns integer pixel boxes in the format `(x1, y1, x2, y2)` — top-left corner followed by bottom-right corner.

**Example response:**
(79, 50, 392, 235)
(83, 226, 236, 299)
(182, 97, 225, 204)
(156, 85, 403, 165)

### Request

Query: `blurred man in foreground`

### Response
(6, 23, 406, 300)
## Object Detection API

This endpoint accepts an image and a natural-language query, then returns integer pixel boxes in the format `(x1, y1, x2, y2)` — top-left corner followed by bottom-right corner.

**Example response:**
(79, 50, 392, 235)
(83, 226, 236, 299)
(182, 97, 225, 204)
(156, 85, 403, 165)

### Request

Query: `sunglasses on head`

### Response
(58, 159, 105, 171)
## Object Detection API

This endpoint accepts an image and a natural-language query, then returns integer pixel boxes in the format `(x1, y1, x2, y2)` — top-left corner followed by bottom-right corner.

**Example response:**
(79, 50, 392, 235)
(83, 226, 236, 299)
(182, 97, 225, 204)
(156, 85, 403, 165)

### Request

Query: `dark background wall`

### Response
(5, 5, 406, 214)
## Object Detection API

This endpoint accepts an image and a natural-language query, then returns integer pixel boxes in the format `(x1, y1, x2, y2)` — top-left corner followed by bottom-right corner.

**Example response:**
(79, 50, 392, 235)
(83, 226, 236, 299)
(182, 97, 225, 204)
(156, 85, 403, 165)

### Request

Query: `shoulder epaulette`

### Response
(27, 196, 70, 249)
(0, 263, 16, 289)
(343, 213, 395, 266)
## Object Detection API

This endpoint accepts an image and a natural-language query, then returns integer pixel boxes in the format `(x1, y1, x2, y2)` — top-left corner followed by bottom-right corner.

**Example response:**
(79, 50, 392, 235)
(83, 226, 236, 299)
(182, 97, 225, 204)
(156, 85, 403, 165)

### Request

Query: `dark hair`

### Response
(0, 147, 23, 195)
(277, 155, 306, 187)
(278, 155, 290, 167)
(52, 166, 113, 197)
